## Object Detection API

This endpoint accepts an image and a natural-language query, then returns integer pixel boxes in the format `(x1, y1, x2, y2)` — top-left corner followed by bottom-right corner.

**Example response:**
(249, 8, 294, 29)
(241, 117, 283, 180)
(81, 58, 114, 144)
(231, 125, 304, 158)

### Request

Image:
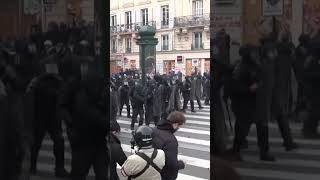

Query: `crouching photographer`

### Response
(121, 126, 165, 180)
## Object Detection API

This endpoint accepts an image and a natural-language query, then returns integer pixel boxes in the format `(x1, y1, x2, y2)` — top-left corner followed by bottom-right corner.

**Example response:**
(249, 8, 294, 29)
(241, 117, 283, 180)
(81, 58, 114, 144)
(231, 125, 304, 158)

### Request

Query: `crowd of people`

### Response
(214, 31, 320, 162)
(0, 20, 107, 180)
(108, 68, 211, 179)
(110, 69, 211, 131)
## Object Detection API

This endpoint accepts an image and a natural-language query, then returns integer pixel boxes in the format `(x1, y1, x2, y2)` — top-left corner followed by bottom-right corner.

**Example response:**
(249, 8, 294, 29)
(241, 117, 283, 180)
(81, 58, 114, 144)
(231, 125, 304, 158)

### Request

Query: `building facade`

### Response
(110, 0, 210, 75)
(211, 0, 320, 63)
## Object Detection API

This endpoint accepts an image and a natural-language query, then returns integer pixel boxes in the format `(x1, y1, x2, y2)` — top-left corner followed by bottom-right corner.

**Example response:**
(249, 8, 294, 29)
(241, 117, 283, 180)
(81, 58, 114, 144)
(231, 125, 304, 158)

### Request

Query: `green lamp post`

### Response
(136, 25, 158, 84)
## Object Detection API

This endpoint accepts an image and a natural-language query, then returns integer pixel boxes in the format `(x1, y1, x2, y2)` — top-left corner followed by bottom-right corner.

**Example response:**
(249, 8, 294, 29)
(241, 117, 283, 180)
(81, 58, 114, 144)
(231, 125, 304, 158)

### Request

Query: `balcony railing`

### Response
(110, 21, 156, 34)
(174, 14, 210, 27)
(191, 43, 204, 50)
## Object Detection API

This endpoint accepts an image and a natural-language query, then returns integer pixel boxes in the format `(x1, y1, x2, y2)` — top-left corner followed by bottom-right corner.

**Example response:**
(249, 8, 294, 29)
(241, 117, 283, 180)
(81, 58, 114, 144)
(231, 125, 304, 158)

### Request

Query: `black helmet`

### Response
(133, 126, 153, 149)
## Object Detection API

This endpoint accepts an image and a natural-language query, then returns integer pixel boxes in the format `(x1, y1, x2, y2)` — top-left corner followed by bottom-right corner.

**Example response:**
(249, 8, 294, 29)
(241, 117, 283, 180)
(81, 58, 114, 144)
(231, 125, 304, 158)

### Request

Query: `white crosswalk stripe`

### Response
(116, 100, 210, 180)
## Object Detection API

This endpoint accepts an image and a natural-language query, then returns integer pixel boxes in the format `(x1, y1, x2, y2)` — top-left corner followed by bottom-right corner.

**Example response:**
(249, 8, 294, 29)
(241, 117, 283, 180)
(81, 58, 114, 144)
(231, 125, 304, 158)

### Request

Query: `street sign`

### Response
(192, 59, 199, 66)
(124, 57, 128, 63)
(177, 56, 183, 63)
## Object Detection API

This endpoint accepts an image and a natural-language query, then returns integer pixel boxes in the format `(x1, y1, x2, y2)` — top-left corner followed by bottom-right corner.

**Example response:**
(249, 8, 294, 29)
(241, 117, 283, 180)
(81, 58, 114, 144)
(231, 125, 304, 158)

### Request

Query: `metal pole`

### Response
(41, 0, 45, 32)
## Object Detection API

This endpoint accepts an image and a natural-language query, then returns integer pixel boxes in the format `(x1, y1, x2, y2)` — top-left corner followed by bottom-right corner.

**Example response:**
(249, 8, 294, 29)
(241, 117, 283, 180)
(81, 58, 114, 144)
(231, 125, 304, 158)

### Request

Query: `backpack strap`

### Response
(128, 149, 161, 179)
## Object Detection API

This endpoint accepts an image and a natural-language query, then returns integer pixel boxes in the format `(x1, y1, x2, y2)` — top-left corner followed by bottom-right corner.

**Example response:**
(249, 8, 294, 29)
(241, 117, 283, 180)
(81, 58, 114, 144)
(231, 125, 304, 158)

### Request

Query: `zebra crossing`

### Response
(30, 100, 210, 180)
(116, 100, 210, 180)
(227, 122, 320, 180)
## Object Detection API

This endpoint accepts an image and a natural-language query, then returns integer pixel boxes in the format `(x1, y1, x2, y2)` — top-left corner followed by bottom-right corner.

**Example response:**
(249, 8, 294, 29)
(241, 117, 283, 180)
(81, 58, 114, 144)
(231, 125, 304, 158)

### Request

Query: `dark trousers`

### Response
(232, 105, 270, 154)
(195, 96, 202, 108)
(205, 87, 210, 104)
(272, 104, 294, 146)
(303, 104, 320, 135)
(131, 104, 144, 129)
(145, 104, 153, 126)
(275, 114, 294, 146)
(30, 124, 65, 171)
(183, 94, 194, 111)
(161, 102, 169, 121)
(70, 145, 108, 180)
(119, 99, 130, 117)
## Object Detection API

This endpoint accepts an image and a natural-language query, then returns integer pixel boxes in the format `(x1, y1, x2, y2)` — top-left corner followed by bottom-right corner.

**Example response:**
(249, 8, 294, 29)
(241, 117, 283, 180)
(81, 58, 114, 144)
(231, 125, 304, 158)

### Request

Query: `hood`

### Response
(157, 119, 175, 133)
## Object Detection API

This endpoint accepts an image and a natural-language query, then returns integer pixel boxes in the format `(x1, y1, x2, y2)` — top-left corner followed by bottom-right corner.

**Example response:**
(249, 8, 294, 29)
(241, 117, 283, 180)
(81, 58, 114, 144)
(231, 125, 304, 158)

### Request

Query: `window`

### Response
(162, 35, 169, 51)
(161, 5, 169, 28)
(193, 32, 203, 49)
(125, 11, 132, 30)
(192, 0, 203, 16)
(111, 15, 117, 26)
(111, 39, 117, 53)
(141, 8, 148, 25)
(126, 38, 132, 53)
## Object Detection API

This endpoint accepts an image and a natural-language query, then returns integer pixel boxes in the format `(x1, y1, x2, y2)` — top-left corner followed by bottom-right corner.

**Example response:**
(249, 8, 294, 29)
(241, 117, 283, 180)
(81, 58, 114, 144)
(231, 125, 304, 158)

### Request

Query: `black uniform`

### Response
(182, 78, 194, 112)
(144, 80, 155, 126)
(302, 41, 320, 137)
(229, 44, 274, 161)
(119, 83, 130, 117)
(69, 73, 108, 180)
(130, 82, 145, 130)
(29, 54, 67, 176)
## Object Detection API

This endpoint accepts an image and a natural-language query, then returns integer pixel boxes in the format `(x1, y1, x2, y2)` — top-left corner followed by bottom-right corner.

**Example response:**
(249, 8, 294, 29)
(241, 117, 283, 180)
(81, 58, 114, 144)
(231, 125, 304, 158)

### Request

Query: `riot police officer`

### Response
(29, 44, 68, 177)
(144, 79, 155, 126)
(131, 80, 145, 130)
(119, 79, 131, 117)
(68, 58, 108, 180)
(181, 76, 194, 112)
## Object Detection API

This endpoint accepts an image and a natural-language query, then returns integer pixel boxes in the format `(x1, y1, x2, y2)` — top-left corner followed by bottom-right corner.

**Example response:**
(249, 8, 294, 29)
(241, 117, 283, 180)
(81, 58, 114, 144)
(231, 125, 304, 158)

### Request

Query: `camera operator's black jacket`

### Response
(152, 120, 185, 180)
(109, 133, 127, 180)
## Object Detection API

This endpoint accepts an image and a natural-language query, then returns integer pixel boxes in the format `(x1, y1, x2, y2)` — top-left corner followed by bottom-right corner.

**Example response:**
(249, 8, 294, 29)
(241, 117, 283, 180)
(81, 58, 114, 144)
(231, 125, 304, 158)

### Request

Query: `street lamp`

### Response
(136, 25, 158, 84)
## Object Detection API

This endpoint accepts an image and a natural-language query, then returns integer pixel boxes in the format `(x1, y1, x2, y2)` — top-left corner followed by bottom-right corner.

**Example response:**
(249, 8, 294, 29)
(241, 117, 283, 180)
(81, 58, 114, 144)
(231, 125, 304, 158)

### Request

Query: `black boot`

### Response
(257, 125, 275, 161)
(260, 152, 276, 161)
(284, 142, 299, 151)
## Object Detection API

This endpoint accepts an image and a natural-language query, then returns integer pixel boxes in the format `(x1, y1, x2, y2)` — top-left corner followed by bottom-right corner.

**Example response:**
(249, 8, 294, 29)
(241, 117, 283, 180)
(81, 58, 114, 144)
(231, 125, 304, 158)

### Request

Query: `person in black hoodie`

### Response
(152, 111, 186, 180)
(109, 124, 127, 180)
